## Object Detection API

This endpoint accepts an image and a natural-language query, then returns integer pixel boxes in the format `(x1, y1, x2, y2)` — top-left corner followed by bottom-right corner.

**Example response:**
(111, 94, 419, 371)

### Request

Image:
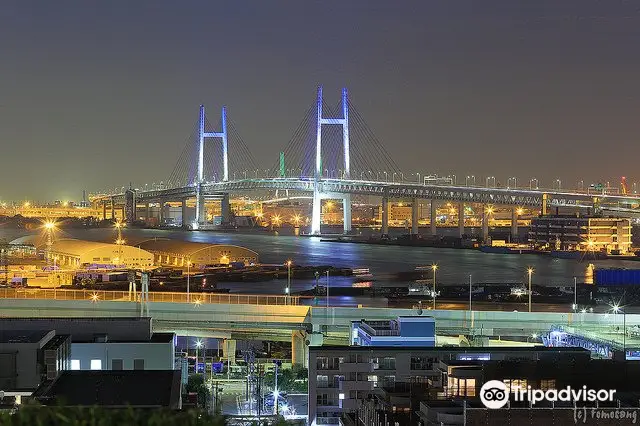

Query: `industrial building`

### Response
(135, 238, 259, 267)
(529, 215, 632, 254)
(46, 238, 154, 269)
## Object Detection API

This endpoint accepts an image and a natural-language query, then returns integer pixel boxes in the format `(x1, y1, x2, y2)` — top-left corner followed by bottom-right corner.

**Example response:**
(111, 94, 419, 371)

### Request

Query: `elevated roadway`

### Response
(94, 178, 640, 212)
(2, 288, 639, 350)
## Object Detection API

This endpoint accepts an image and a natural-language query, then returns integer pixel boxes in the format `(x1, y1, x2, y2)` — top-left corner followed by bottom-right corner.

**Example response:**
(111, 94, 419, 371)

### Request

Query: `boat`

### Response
(480, 244, 537, 255)
(550, 250, 607, 260)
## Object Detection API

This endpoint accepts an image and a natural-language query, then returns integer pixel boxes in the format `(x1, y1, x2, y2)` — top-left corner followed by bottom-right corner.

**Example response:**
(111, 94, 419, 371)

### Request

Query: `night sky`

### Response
(1, 1, 640, 202)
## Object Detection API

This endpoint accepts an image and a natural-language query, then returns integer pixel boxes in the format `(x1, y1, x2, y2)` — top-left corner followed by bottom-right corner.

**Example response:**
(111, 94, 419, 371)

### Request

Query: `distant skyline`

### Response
(1, 1, 640, 201)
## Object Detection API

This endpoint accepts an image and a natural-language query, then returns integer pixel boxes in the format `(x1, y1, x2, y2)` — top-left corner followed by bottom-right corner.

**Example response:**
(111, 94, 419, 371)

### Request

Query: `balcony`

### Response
(339, 380, 375, 392)
(339, 362, 375, 373)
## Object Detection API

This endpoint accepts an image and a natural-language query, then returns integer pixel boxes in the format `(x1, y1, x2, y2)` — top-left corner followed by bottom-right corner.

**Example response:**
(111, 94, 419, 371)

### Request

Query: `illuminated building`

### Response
(529, 216, 632, 254)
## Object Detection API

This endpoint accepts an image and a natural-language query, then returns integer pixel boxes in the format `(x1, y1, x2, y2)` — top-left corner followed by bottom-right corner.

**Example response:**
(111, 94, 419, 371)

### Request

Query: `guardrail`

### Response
(0, 288, 301, 306)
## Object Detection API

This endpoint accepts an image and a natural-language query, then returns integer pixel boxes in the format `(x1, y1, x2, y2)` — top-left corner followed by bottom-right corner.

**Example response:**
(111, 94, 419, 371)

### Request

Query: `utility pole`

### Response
(0, 240, 8, 285)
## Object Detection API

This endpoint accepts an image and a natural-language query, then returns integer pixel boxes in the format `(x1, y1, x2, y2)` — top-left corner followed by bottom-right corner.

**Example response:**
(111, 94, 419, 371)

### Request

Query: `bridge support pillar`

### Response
(291, 330, 308, 368)
(110, 198, 115, 220)
(181, 199, 188, 227)
(222, 339, 237, 365)
(343, 194, 352, 234)
(381, 196, 389, 236)
(145, 203, 150, 222)
(221, 193, 231, 224)
(542, 193, 548, 216)
(159, 202, 165, 226)
(124, 189, 135, 224)
(311, 186, 322, 235)
(430, 200, 437, 236)
(121, 206, 125, 223)
(481, 204, 489, 244)
(196, 186, 206, 227)
(458, 202, 465, 238)
(511, 208, 518, 243)
(411, 198, 419, 235)
(102, 203, 107, 221)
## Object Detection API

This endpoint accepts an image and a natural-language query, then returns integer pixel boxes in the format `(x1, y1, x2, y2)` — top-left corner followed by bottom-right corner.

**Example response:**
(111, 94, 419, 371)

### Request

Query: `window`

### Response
(410, 356, 435, 370)
(317, 375, 329, 388)
(504, 379, 528, 393)
(332, 375, 345, 388)
(541, 379, 556, 390)
(317, 357, 329, 370)
(382, 375, 395, 387)
(90, 359, 102, 370)
(367, 375, 378, 388)
(70, 359, 80, 370)
(379, 357, 396, 370)
(112, 359, 123, 370)
(317, 393, 329, 406)
(134, 359, 145, 370)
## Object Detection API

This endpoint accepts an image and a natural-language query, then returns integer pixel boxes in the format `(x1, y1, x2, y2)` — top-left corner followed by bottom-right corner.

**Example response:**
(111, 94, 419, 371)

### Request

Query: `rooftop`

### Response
(0, 329, 53, 344)
(135, 238, 258, 258)
(34, 370, 182, 408)
(311, 345, 590, 353)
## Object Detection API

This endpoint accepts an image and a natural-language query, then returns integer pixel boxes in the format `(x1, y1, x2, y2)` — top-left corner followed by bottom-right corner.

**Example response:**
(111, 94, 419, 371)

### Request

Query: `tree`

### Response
(186, 374, 211, 409)
(263, 366, 308, 393)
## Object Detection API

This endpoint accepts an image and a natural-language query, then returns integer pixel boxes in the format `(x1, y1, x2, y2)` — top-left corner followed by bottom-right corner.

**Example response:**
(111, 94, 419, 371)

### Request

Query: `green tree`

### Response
(186, 374, 211, 409)
(0, 406, 227, 426)
(263, 366, 308, 393)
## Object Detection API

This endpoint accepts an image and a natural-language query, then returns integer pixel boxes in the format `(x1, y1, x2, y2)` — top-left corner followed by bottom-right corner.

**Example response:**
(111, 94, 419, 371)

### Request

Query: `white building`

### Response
(70, 333, 175, 371)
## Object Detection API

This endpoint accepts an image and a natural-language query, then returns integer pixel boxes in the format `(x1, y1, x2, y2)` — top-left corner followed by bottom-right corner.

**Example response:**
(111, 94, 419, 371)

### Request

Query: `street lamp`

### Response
(393, 172, 397, 182)
(431, 264, 438, 310)
(286, 260, 292, 304)
(555, 179, 562, 190)
(195, 339, 203, 374)
(43, 220, 57, 268)
(529, 178, 538, 190)
(416, 172, 420, 183)
(527, 267, 534, 312)
(573, 276, 577, 312)
(186, 260, 192, 302)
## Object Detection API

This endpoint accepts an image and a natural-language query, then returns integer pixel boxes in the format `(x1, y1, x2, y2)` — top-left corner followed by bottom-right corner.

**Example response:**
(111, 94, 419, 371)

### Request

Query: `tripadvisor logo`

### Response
(480, 381, 509, 409)
(480, 381, 616, 409)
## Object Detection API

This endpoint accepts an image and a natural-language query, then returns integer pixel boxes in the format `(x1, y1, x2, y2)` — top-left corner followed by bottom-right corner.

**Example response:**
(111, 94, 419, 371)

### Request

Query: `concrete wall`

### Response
(71, 341, 174, 371)
(0, 331, 55, 391)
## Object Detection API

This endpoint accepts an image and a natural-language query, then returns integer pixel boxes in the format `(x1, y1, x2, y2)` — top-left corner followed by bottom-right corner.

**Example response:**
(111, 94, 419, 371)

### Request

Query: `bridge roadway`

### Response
(1, 288, 639, 349)
(94, 178, 640, 213)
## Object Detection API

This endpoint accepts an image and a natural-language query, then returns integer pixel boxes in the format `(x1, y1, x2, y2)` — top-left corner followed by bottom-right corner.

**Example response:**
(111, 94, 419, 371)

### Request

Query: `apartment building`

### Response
(308, 346, 589, 426)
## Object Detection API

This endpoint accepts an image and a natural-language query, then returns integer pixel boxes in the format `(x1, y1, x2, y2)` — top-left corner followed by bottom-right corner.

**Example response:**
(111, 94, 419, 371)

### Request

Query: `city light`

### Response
(90, 292, 100, 303)
(516, 207, 524, 215)
(43, 220, 56, 230)
(195, 339, 203, 349)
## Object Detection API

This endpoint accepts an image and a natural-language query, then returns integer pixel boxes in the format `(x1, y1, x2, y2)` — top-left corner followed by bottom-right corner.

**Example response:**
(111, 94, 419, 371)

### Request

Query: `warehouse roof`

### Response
(135, 238, 258, 258)
(48, 239, 119, 256)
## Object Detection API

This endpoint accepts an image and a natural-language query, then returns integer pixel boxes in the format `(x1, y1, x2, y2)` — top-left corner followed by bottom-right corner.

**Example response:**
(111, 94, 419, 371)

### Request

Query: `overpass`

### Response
(91, 86, 640, 241)
(2, 288, 639, 362)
